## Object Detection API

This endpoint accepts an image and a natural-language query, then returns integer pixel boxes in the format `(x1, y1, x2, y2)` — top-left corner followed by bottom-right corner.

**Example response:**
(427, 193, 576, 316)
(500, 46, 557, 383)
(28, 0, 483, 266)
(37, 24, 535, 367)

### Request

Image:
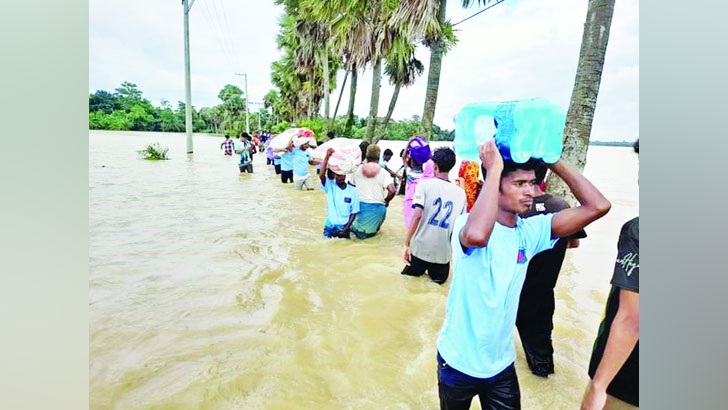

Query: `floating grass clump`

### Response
(137, 143, 169, 160)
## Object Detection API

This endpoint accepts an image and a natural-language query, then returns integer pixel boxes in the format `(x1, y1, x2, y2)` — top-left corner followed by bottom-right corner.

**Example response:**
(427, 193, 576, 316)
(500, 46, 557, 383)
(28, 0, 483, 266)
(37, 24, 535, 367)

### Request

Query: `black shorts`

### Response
(402, 255, 450, 284)
(274, 164, 281, 174)
(281, 170, 293, 183)
(239, 162, 253, 173)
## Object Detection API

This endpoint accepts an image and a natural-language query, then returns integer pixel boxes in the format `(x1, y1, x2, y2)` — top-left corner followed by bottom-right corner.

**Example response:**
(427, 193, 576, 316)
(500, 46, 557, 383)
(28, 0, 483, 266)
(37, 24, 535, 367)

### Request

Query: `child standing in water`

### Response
(319, 148, 359, 239)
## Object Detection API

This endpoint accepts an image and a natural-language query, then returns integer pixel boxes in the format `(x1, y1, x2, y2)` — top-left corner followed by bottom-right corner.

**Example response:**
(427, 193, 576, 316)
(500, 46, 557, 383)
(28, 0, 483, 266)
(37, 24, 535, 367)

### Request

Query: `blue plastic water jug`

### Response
(453, 97, 565, 164)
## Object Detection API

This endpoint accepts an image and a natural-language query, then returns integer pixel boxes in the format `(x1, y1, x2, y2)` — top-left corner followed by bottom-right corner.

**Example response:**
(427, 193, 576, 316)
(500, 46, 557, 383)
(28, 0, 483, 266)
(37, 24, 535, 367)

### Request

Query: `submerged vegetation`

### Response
(137, 143, 170, 160)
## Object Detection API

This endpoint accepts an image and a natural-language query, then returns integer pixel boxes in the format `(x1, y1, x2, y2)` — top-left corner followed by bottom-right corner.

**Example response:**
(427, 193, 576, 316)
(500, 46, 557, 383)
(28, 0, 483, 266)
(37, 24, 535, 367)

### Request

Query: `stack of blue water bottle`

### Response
(453, 97, 566, 164)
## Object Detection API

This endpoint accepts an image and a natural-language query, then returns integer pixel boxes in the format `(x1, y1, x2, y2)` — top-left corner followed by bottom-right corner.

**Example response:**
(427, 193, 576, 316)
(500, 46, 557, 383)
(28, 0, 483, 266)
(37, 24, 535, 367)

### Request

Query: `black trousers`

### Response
(516, 273, 559, 375)
(281, 170, 293, 183)
(401, 255, 449, 284)
(438, 353, 521, 410)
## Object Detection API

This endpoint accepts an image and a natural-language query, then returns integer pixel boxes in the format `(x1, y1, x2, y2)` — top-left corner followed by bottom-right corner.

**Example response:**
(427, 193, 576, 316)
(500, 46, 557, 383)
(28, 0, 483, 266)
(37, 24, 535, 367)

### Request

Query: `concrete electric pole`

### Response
(235, 73, 250, 134)
(183, 0, 196, 154)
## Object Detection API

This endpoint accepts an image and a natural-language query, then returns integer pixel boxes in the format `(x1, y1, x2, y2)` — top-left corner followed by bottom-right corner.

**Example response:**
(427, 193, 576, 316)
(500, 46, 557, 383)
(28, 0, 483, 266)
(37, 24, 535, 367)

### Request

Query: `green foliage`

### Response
(137, 143, 169, 160)
(272, 121, 290, 133)
(88, 82, 453, 141)
(296, 118, 324, 138)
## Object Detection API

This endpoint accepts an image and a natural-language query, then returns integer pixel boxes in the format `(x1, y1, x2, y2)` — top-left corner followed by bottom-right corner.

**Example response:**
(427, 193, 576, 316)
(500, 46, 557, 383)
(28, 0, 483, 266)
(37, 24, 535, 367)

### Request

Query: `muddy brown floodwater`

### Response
(90, 131, 638, 409)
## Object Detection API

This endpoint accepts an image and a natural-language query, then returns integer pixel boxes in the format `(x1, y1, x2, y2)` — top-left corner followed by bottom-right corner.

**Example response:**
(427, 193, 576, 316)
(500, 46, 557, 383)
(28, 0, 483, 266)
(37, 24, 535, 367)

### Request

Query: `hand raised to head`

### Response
(479, 139, 503, 173)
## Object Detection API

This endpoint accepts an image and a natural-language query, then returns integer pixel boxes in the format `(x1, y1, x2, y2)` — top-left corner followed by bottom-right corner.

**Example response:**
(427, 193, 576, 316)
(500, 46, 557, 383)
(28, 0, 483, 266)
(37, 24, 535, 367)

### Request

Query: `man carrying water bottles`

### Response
(436, 139, 611, 409)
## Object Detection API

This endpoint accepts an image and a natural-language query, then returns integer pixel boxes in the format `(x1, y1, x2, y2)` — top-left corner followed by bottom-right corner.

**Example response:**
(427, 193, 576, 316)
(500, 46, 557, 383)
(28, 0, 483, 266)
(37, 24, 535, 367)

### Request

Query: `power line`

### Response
(200, 0, 238, 75)
(452, 0, 507, 27)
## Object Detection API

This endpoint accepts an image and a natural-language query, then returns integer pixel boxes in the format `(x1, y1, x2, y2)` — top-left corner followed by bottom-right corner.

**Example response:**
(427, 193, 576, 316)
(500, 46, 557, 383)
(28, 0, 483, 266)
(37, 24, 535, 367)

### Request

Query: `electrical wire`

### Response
(452, 0, 507, 27)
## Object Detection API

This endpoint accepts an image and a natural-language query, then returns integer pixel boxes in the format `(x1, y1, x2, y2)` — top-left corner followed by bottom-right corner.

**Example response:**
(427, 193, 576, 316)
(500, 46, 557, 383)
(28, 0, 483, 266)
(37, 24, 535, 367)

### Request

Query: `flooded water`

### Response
(89, 131, 638, 409)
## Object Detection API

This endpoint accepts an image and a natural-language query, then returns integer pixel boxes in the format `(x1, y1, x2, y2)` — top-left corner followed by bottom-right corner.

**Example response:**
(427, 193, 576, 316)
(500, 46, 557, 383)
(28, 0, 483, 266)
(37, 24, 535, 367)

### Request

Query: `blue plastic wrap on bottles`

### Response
(453, 97, 565, 163)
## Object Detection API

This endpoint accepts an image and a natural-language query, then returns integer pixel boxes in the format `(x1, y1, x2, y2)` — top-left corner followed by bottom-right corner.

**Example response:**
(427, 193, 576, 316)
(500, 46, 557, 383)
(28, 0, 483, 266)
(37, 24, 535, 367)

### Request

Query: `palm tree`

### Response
(545, 0, 616, 204)
(345, 67, 358, 136)
(419, 0, 448, 140)
(376, 41, 424, 143)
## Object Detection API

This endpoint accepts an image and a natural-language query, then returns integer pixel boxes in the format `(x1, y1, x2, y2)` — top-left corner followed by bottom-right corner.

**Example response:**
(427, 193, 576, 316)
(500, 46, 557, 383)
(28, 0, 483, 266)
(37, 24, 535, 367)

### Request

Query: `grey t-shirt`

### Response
(410, 178, 467, 264)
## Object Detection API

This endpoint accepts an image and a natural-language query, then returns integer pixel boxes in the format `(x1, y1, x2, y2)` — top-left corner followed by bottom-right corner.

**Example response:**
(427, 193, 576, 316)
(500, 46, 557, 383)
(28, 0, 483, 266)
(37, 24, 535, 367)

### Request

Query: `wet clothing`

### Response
(321, 177, 359, 236)
(437, 213, 557, 380)
(238, 140, 252, 164)
(292, 148, 312, 179)
(516, 194, 586, 376)
(221, 138, 234, 155)
(438, 353, 521, 410)
(350, 165, 393, 205)
(402, 255, 450, 285)
(349, 165, 393, 239)
(238, 162, 253, 173)
(351, 202, 387, 239)
(281, 170, 293, 183)
(280, 150, 294, 172)
(410, 178, 466, 265)
(403, 163, 430, 229)
(588, 217, 639, 407)
(294, 175, 315, 190)
(323, 223, 350, 239)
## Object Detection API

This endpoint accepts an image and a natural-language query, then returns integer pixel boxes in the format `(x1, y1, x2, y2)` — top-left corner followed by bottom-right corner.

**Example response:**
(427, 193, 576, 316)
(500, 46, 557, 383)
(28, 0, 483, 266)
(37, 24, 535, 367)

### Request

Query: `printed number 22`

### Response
(428, 197, 453, 229)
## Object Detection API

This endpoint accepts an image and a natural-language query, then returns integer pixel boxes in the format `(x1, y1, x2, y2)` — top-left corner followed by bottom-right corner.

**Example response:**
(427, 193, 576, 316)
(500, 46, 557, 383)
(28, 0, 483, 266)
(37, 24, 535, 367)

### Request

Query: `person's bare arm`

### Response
(384, 184, 396, 206)
(549, 160, 611, 239)
(460, 140, 503, 248)
(568, 239, 580, 248)
(581, 289, 639, 410)
(340, 213, 356, 237)
(320, 148, 334, 185)
(403, 207, 423, 264)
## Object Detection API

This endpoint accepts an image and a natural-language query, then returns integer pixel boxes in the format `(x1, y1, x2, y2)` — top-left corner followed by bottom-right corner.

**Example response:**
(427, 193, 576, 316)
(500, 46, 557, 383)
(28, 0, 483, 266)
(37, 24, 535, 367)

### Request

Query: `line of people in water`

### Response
(223, 132, 639, 410)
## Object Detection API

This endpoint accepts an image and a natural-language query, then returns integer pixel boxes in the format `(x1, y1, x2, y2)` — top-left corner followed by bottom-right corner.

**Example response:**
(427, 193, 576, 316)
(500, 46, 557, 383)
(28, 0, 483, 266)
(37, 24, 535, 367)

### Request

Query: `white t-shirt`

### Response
(410, 178, 467, 264)
(350, 164, 394, 205)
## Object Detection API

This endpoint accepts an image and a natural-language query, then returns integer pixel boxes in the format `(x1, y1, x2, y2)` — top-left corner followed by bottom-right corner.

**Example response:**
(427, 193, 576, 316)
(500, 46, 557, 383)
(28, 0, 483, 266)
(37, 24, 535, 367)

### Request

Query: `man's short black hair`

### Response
(383, 148, 393, 157)
(481, 158, 542, 185)
(432, 147, 457, 173)
(534, 166, 548, 185)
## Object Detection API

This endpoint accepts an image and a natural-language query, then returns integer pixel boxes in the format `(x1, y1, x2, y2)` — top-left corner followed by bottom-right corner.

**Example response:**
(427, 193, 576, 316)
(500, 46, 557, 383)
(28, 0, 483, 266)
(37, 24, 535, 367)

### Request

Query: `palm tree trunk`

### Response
(345, 69, 358, 136)
(545, 0, 615, 205)
(374, 82, 401, 144)
(332, 70, 349, 122)
(365, 59, 382, 142)
(322, 49, 330, 120)
(308, 80, 314, 120)
(420, 0, 447, 140)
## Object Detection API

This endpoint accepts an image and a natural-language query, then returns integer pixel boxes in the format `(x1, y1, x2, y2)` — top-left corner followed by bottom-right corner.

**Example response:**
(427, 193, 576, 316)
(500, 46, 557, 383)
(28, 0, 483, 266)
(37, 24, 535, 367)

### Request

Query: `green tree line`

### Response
(89, 81, 453, 140)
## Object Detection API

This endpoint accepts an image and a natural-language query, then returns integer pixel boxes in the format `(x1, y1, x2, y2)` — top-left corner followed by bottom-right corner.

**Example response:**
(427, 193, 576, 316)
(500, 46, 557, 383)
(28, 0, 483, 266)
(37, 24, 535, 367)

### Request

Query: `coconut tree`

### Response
(545, 0, 616, 204)
(304, 0, 397, 141)
(387, 0, 455, 140)
(376, 38, 424, 143)
(418, 0, 448, 139)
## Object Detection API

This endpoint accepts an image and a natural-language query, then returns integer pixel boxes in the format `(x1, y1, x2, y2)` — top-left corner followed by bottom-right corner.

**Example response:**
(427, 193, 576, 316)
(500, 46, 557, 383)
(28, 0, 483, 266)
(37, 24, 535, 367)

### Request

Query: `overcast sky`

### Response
(90, 0, 638, 141)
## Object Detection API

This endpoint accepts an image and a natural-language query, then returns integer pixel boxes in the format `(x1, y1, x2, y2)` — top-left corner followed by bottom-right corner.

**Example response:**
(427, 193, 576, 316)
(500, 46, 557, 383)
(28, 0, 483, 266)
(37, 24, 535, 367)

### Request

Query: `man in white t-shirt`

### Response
(350, 144, 396, 239)
(402, 147, 466, 284)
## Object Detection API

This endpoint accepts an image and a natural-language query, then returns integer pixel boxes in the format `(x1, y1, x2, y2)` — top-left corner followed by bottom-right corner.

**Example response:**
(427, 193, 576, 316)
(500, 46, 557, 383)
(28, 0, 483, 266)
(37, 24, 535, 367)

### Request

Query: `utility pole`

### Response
(183, 0, 196, 153)
(235, 73, 250, 134)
